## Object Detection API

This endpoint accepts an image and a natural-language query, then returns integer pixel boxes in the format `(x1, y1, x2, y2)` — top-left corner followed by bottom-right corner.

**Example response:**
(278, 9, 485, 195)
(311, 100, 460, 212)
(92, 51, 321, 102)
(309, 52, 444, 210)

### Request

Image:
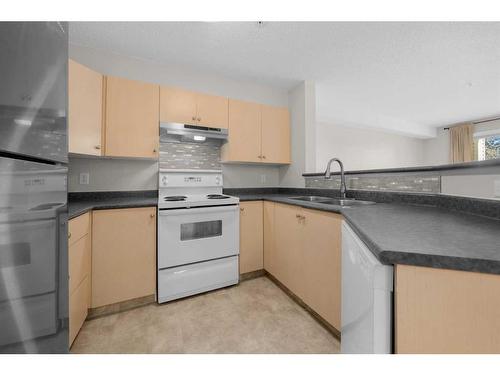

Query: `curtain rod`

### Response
(444, 115, 500, 130)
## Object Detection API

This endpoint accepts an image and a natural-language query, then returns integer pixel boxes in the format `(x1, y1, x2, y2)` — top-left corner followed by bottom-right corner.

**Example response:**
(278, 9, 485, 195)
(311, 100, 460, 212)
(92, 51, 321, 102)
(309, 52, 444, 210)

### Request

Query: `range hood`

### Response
(160, 122, 228, 143)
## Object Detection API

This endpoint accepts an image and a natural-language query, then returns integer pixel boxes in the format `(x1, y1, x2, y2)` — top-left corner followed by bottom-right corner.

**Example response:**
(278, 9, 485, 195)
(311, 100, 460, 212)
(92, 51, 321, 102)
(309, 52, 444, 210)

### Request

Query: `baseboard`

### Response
(265, 271, 341, 340)
(87, 294, 156, 320)
(240, 269, 266, 282)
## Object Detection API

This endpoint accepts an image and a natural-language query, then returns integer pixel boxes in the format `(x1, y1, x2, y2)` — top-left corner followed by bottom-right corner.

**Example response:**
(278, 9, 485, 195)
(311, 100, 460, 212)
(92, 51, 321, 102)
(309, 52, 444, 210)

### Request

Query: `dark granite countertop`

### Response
(68, 191, 157, 219)
(68, 188, 500, 275)
(231, 190, 500, 275)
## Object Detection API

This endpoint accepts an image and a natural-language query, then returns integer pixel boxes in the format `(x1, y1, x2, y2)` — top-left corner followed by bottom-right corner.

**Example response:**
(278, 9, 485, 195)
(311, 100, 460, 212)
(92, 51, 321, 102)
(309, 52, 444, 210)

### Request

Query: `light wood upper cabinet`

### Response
(160, 86, 228, 128)
(160, 86, 197, 124)
(68, 59, 103, 156)
(105, 76, 159, 158)
(261, 105, 291, 164)
(395, 265, 500, 354)
(196, 92, 228, 128)
(91, 207, 156, 308)
(239, 201, 264, 274)
(302, 208, 342, 329)
(221, 99, 262, 163)
(221, 101, 290, 164)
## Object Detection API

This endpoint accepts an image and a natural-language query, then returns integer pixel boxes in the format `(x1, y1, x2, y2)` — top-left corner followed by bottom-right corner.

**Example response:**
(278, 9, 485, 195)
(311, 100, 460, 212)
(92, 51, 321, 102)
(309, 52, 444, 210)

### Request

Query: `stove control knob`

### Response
(215, 176, 221, 185)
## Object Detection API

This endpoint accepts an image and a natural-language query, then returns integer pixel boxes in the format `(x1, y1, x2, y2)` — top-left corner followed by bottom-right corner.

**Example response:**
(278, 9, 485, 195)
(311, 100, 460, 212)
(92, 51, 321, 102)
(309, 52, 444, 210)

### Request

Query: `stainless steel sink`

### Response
(287, 196, 333, 202)
(319, 198, 375, 206)
(288, 196, 375, 206)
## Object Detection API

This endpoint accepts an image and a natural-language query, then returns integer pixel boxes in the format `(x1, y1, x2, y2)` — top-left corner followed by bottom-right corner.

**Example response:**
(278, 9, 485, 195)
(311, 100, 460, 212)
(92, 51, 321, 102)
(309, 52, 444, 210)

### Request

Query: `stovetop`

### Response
(158, 193, 239, 209)
(158, 170, 239, 209)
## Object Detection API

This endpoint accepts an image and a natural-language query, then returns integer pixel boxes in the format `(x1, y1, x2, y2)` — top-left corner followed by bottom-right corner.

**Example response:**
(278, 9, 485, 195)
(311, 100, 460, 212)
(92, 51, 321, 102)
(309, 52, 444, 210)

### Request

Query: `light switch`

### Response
(79, 172, 90, 185)
(494, 178, 500, 198)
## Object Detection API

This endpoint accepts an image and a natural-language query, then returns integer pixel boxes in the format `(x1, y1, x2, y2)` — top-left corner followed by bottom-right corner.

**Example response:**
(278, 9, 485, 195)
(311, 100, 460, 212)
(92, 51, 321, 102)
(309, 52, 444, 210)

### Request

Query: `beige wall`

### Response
(422, 128, 450, 165)
(315, 121, 426, 172)
(68, 157, 158, 192)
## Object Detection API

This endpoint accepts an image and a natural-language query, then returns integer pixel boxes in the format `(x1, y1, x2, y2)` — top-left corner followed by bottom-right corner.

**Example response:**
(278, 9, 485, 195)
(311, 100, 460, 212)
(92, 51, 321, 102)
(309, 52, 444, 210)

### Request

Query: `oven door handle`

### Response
(158, 205, 239, 216)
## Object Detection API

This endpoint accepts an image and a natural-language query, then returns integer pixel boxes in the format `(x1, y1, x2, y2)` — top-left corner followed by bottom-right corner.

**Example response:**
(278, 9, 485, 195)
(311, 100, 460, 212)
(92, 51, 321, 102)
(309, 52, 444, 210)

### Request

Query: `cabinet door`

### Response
(196, 92, 228, 129)
(239, 201, 264, 274)
(302, 208, 342, 329)
(91, 207, 156, 308)
(68, 59, 103, 156)
(69, 276, 90, 346)
(395, 265, 500, 353)
(273, 203, 305, 299)
(263, 201, 276, 275)
(68, 234, 91, 296)
(159, 86, 197, 124)
(221, 99, 262, 163)
(105, 76, 159, 158)
(261, 105, 291, 164)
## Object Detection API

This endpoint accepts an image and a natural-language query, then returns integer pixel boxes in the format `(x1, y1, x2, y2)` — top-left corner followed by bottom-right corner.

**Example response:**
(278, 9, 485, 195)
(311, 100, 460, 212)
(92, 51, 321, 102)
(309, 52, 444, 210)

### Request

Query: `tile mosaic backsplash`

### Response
(305, 174, 441, 193)
(159, 141, 221, 170)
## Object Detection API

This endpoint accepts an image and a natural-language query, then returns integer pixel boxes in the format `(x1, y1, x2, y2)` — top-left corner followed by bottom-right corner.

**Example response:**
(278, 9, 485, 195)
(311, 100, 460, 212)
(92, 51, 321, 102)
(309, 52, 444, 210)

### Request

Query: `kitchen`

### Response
(2, 13, 500, 369)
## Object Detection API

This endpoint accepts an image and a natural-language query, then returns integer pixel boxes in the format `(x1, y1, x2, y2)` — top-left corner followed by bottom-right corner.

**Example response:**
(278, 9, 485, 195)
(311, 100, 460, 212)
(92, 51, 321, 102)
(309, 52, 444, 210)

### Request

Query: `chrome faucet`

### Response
(325, 158, 347, 199)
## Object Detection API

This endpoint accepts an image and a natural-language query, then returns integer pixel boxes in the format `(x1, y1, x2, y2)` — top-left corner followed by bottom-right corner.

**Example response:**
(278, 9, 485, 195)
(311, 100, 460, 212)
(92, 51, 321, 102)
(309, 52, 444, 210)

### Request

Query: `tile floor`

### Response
(71, 276, 340, 354)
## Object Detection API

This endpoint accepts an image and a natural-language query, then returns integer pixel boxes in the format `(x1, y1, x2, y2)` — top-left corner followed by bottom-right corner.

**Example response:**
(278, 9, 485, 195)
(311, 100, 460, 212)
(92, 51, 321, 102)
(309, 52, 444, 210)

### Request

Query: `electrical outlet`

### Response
(494, 178, 500, 198)
(260, 174, 266, 184)
(79, 172, 90, 185)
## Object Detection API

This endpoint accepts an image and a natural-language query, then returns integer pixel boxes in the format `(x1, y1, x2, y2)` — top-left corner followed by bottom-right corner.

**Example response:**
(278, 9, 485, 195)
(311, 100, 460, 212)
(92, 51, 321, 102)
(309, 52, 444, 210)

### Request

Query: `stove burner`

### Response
(164, 196, 187, 202)
(206, 194, 230, 200)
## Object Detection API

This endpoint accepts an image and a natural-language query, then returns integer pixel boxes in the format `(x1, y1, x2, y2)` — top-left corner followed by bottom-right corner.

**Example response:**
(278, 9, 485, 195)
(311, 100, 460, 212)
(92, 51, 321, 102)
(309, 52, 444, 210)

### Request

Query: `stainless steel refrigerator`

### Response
(0, 22, 68, 353)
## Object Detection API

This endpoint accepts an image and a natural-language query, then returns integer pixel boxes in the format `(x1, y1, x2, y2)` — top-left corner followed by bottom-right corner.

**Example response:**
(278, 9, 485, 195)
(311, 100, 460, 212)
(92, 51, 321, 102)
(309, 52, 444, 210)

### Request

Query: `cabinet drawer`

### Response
(68, 212, 90, 246)
(68, 234, 91, 295)
(69, 275, 89, 346)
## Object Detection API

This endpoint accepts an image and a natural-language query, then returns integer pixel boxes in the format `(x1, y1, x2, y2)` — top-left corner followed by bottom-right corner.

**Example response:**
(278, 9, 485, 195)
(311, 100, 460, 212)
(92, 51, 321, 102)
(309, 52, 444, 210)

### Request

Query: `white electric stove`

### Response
(157, 169, 240, 303)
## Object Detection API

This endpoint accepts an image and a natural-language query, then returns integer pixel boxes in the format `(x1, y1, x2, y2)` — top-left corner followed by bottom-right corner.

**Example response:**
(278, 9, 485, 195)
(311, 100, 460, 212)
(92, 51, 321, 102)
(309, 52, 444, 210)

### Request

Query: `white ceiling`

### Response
(69, 22, 500, 138)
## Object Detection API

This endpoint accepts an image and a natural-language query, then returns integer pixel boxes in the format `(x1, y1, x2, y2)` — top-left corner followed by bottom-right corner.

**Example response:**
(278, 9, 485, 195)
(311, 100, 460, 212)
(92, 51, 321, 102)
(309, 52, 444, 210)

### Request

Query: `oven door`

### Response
(158, 205, 239, 269)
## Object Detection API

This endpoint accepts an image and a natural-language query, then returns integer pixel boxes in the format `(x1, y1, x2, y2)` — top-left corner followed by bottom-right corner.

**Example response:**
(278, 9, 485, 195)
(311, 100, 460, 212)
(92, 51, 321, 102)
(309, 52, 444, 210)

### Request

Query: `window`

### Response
(475, 134, 500, 161)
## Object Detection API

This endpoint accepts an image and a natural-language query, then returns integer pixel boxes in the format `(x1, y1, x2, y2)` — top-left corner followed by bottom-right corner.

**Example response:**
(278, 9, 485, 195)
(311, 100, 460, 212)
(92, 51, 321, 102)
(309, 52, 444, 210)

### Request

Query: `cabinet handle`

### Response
(296, 214, 301, 219)
(197, 117, 201, 122)
(258, 155, 263, 159)
(240, 207, 244, 212)
(94, 145, 101, 150)
(262, 155, 266, 159)
(153, 148, 157, 153)
(192, 116, 196, 121)
(150, 213, 155, 218)
(68, 232, 71, 239)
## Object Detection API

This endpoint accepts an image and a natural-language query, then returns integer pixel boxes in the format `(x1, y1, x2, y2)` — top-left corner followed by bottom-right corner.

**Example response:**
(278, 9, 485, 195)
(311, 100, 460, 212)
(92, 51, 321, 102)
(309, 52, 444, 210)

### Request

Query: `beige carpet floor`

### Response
(70, 276, 340, 354)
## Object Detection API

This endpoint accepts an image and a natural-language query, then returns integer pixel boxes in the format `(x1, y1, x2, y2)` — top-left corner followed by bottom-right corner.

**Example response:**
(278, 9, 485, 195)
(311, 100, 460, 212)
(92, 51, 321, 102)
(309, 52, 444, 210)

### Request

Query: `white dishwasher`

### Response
(341, 221, 393, 354)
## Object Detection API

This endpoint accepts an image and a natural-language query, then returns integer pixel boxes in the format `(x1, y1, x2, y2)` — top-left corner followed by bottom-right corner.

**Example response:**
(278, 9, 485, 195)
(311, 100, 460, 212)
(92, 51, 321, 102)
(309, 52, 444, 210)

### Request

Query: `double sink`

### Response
(288, 196, 375, 207)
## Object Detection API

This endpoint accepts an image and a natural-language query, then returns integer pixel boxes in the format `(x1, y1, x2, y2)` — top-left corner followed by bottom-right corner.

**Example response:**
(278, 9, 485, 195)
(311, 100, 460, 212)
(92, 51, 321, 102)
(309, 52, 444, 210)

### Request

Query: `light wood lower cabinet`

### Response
(263, 201, 276, 275)
(91, 207, 156, 308)
(395, 264, 500, 353)
(273, 203, 306, 299)
(301, 208, 342, 329)
(68, 212, 91, 346)
(266, 202, 342, 330)
(239, 201, 264, 274)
